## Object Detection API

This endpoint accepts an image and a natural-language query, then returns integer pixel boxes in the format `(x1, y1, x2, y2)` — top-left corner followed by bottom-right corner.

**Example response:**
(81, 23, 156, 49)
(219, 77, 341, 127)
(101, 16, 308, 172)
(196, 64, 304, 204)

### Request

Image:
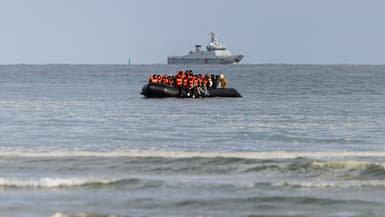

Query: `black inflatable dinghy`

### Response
(141, 83, 242, 98)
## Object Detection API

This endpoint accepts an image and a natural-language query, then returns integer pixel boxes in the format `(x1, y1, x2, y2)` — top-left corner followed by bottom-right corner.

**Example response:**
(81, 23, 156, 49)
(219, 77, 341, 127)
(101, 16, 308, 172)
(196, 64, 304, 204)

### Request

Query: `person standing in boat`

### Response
(217, 74, 227, 88)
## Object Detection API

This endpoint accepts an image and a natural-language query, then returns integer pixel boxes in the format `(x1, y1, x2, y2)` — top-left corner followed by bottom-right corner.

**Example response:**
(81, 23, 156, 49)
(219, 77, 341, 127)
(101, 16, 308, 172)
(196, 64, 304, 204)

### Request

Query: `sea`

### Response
(1, 64, 385, 217)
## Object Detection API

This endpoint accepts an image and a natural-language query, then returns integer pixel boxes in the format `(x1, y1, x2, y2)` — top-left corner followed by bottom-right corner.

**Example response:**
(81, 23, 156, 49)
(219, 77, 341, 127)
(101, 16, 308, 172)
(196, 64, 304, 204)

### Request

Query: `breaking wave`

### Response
(0, 177, 151, 189)
(50, 213, 121, 217)
(277, 180, 385, 188)
(1, 148, 385, 159)
(2, 160, 385, 189)
(2, 149, 385, 190)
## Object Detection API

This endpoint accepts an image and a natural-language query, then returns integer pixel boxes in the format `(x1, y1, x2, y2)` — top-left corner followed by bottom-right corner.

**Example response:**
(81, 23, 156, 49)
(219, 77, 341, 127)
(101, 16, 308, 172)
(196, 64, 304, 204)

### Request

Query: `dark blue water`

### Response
(1, 64, 385, 217)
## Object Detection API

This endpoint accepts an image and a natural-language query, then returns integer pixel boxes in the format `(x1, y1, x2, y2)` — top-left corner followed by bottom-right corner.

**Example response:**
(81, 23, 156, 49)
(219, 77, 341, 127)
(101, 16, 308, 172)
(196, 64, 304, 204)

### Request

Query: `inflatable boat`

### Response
(141, 83, 242, 98)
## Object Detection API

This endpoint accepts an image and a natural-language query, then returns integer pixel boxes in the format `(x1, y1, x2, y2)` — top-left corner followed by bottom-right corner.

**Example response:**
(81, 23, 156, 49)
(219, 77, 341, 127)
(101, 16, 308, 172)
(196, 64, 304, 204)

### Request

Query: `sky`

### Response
(0, 0, 385, 64)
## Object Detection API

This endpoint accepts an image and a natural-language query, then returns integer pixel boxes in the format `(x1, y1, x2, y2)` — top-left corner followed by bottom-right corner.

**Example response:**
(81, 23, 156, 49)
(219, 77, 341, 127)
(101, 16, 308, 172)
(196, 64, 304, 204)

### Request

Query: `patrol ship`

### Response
(167, 32, 243, 64)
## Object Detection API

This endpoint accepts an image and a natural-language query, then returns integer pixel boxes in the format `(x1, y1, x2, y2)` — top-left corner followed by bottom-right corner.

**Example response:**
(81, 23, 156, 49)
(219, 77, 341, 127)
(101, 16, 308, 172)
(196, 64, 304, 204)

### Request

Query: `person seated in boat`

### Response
(181, 70, 187, 79)
(207, 75, 214, 90)
(156, 75, 162, 84)
(214, 75, 220, 88)
(198, 76, 209, 96)
(175, 74, 183, 87)
(188, 77, 194, 89)
(188, 70, 194, 78)
(182, 76, 189, 88)
(168, 76, 175, 86)
(160, 75, 166, 85)
(217, 74, 227, 88)
(191, 76, 205, 98)
(210, 74, 218, 89)
(149, 74, 157, 83)
(182, 77, 192, 97)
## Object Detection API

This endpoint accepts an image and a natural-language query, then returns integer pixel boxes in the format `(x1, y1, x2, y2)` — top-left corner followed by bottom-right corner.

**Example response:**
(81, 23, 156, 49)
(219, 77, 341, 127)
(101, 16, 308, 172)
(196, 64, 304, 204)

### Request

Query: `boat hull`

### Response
(167, 55, 243, 64)
(141, 83, 242, 98)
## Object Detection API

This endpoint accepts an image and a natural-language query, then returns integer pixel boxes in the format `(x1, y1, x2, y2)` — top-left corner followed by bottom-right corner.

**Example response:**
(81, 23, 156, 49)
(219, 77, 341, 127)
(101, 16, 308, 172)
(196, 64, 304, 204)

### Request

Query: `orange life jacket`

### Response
(181, 71, 187, 79)
(162, 77, 167, 85)
(183, 78, 189, 87)
(168, 78, 174, 86)
(176, 76, 183, 87)
(149, 74, 157, 83)
(188, 78, 194, 88)
(157, 75, 163, 83)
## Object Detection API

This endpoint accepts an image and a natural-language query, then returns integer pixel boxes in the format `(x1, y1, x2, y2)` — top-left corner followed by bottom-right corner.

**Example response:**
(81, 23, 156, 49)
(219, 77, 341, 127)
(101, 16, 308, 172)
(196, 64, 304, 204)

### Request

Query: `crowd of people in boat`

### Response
(148, 70, 227, 97)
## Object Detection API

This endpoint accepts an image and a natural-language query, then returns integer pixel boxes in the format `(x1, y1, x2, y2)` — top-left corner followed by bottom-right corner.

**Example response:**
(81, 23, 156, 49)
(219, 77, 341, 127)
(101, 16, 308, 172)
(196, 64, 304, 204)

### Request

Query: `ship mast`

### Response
(209, 32, 219, 47)
(209, 32, 216, 43)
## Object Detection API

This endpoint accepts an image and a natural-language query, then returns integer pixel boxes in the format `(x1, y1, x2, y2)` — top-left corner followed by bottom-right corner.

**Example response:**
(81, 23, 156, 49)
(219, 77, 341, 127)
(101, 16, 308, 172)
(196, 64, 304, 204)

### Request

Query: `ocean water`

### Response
(1, 64, 385, 217)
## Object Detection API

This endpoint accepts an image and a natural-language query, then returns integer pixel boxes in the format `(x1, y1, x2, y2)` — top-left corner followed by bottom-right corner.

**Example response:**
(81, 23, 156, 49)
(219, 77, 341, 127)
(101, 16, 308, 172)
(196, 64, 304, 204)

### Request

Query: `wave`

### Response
(2, 149, 385, 177)
(2, 160, 385, 189)
(1, 164, 385, 190)
(139, 158, 385, 180)
(2, 149, 385, 188)
(0, 177, 145, 189)
(277, 180, 385, 189)
(50, 212, 121, 217)
(2, 149, 385, 159)
(308, 160, 385, 179)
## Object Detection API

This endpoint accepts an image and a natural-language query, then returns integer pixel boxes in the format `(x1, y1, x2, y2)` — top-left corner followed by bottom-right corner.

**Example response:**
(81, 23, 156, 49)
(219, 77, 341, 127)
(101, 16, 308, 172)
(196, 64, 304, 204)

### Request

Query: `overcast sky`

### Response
(1, 0, 384, 64)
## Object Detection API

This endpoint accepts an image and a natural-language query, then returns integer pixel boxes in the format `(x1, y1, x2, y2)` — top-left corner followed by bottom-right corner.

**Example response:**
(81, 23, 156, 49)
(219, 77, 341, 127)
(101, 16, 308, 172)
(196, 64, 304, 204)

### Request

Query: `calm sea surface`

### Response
(1, 64, 385, 217)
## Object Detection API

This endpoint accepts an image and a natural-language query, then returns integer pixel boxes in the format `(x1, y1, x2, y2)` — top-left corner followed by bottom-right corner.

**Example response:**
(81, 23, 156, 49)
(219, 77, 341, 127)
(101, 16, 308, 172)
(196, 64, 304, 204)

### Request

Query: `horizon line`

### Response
(1, 63, 385, 66)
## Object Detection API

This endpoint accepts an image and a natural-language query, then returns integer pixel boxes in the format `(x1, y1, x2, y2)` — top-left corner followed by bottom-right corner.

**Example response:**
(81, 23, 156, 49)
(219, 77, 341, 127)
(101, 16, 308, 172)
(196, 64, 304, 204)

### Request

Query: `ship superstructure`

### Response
(167, 32, 243, 64)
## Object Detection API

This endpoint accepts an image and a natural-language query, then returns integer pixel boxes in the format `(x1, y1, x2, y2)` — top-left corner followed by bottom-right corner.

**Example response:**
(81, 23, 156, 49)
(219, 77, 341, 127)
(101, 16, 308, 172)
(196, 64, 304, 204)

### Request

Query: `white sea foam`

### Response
(0, 177, 120, 188)
(1, 149, 385, 160)
(50, 212, 119, 217)
(277, 180, 385, 189)
(310, 160, 374, 169)
(2, 175, 384, 190)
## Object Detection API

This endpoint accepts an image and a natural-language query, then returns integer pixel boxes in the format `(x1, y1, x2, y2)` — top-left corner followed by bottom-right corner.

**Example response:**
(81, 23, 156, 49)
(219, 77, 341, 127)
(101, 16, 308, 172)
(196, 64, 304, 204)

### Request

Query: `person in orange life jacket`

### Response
(197, 74, 203, 84)
(180, 77, 190, 97)
(157, 75, 162, 84)
(167, 75, 173, 86)
(187, 76, 197, 97)
(183, 77, 189, 88)
(188, 71, 193, 79)
(197, 75, 208, 96)
(175, 74, 183, 87)
(181, 71, 187, 79)
(162, 76, 167, 85)
(186, 77, 197, 97)
(168, 76, 175, 86)
(192, 77, 202, 96)
(149, 74, 157, 83)
(188, 77, 195, 89)
(190, 72, 201, 97)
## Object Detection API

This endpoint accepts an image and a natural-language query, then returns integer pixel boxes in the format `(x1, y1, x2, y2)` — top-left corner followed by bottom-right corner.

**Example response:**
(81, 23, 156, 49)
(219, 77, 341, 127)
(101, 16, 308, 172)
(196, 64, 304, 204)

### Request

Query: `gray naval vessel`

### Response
(167, 32, 243, 64)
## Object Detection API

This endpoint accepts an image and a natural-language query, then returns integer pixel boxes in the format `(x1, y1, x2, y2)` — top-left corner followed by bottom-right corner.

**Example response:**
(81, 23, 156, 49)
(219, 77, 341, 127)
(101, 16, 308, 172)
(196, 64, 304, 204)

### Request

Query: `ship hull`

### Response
(167, 55, 243, 64)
